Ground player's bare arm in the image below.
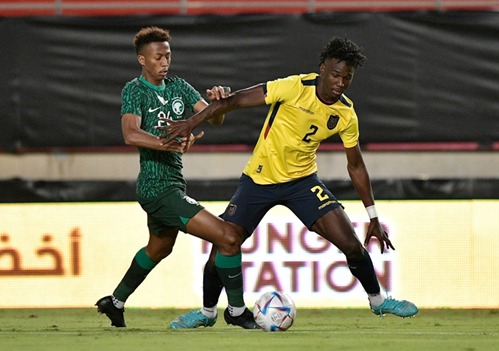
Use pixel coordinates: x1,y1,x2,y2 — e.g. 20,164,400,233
157,84,266,145
345,144,395,253
194,85,232,126
121,113,189,152
180,85,231,150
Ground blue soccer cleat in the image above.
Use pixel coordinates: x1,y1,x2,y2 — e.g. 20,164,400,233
169,310,217,329
371,297,418,318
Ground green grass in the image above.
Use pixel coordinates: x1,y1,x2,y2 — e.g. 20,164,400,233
0,308,497,351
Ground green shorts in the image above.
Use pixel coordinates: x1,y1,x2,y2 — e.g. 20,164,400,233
138,187,204,235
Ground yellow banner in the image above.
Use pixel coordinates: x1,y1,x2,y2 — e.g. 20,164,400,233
0,201,497,308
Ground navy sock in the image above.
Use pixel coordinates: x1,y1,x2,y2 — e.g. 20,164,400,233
203,262,224,308
347,249,380,295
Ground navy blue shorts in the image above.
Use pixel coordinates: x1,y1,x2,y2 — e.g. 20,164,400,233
221,173,342,235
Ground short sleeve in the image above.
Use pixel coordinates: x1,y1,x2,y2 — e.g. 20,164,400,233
339,109,359,148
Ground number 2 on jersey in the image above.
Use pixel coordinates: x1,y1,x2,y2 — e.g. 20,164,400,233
302,124,318,142
311,185,330,201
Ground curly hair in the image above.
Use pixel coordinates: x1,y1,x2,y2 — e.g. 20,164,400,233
133,27,171,54
319,37,366,68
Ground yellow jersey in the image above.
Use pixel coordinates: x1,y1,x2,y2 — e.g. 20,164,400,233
243,73,359,184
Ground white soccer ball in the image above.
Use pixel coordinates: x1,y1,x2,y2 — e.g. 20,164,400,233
253,291,296,332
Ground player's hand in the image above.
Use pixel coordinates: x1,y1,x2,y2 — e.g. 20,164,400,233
206,86,231,101
156,118,196,146
159,135,189,152
364,218,395,254
183,131,204,153
157,131,203,152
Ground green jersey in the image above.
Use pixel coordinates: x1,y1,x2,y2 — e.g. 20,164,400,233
121,76,202,199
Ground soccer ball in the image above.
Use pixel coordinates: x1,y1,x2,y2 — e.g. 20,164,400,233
253,291,296,332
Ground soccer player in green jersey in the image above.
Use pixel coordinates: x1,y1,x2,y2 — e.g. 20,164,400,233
95,26,259,329
163,37,418,329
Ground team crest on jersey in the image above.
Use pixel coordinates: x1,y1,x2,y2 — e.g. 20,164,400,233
225,204,237,216
327,115,340,130
172,97,185,117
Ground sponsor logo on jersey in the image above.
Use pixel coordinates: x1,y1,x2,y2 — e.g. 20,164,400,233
299,106,314,115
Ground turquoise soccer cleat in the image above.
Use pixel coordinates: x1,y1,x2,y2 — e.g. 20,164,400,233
169,310,217,329
371,297,418,318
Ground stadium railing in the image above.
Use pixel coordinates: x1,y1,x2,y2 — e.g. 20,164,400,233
1,0,499,17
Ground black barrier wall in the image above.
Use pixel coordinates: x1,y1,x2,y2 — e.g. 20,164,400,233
1,12,499,150
1,178,498,202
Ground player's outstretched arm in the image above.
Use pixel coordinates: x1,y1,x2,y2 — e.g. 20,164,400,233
195,85,231,126
122,113,190,152
345,144,395,253
158,84,266,145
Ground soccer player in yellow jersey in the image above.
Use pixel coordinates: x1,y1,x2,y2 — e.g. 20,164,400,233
164,37,418,329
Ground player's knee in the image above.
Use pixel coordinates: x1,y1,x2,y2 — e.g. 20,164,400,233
147,243,174,261
159,246,174,260
223,234,241,256
217,226,241,256
341,241,364,260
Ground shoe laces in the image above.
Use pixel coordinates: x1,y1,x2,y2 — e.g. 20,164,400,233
376,297,407,317
382,297,405,308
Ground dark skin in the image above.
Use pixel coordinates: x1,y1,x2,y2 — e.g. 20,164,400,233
157,58,394,256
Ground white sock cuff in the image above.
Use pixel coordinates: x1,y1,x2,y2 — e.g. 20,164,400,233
202,306,218,318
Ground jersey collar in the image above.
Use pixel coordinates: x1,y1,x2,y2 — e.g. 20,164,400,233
139,76,166,91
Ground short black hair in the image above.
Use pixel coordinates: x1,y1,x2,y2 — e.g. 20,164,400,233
319,37,366,68
133,26,171,54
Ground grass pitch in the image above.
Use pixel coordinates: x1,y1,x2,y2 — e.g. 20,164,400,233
0,308,497,351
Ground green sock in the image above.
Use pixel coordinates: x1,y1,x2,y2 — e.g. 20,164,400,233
215,251,244,307
113,247,157,302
